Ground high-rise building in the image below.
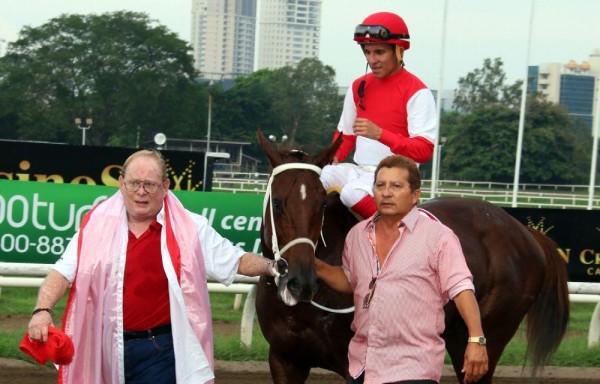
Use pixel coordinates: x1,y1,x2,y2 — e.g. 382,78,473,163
256,0,322,70
528,49,600,131
191,0,257,80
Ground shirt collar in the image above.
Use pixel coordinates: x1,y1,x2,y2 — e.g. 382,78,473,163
365,205,420,232
156,205,166,226
149,219,162,231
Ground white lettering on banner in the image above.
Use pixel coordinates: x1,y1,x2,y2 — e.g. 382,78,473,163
249,216,261,231
74,196,106,230
221,215,262,231
0,194,4,224
0,193,108,233
32,194,48,230
230,238,262,253
252,238,261,253
0,233,72,256
8,195,28,228
195,207,262,253
200,207,217,226
49,199,75,231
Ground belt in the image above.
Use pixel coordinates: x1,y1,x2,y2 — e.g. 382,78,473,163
123,324,172,341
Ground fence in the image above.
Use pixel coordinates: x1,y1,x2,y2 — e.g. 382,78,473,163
0,262,259,346
212,172,600,209
1,262,599,348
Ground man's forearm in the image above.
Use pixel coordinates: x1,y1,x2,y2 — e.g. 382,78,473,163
237,253,275,277
315,259,352,294
35,270,70,310
453,289,484,336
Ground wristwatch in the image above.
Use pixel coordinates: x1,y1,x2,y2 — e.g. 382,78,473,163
467,336,487,346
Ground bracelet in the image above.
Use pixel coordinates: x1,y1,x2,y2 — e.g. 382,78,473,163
264,259,276,277
32,308,53,316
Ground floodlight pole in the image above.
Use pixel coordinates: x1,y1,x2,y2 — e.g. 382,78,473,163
74,117,93,146
511,0,535,207
431,0,448,199
587,79,600,210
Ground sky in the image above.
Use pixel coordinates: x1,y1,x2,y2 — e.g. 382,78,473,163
1,0,600,90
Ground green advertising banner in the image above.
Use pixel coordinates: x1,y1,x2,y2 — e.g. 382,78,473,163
0,180,263,264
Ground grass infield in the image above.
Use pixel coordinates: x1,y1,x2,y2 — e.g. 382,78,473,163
1,288,598,367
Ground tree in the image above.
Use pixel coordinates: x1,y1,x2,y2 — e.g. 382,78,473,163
520,97,590,183
453,58,522,112
441,98,590,184
203,69,279,162
267,57,342,150
440,57,592,184
209,58,343,162
0,11,199,146
442,105,520,182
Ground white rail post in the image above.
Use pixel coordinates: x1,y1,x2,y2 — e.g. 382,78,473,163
568,282,600,348
233,293,243,311
589,300,600,348
240,285,257,347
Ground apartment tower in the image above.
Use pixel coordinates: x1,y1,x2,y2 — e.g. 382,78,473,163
256,0,322,70
528,49,600,130
191,0,257,80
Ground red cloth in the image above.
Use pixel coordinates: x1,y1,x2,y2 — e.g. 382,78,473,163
20,326,74,365
123,220,171,330
351,195,378,218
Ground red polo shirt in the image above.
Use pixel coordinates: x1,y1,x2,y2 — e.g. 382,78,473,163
123,220,172,331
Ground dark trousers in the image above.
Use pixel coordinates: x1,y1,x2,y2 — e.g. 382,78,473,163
348,372,437,384
124,332,176,383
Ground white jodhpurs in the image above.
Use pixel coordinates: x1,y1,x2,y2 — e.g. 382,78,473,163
320,163,375,208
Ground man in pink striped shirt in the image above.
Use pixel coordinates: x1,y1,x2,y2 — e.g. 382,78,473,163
316,155,488,384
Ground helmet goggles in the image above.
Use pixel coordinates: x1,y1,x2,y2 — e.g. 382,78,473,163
354,24,410,41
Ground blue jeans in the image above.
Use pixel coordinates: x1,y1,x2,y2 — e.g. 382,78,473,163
124,333,176,383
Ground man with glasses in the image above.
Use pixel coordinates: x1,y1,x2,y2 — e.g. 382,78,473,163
321,11,437,219
316,155,488,384
27,149,283,384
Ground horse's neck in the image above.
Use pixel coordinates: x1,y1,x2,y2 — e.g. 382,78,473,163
320,193,358,264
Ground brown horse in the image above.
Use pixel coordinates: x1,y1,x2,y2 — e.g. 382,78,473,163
255,130,570,384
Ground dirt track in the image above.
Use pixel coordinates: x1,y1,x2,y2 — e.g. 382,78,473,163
2,358,600,384
4,317,599,383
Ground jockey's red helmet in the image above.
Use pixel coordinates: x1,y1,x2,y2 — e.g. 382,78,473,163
353,12,410,50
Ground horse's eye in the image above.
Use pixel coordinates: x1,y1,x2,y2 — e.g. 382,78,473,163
272,198,283,211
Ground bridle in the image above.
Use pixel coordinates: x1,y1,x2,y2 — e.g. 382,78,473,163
262,161,355,314
262,162,322,279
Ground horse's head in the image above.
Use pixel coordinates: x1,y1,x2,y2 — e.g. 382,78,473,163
258,129,342,306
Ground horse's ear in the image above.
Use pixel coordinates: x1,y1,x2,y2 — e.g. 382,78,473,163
257,128,283,167
313,133,343,168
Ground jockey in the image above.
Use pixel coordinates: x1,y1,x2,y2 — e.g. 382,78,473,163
320,11,438,219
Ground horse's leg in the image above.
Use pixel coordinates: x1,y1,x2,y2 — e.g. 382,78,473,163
268,350,311,384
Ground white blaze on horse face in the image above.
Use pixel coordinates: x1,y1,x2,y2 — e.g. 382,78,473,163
300,184,307,200
280,285,299,306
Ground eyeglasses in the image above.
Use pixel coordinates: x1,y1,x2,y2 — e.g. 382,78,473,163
123,179,162,194
354,24,410,41
362,277,377,309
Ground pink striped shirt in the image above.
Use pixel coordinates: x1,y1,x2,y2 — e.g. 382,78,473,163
342,206,474,383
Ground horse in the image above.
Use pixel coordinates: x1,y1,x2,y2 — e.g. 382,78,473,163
254,130,570,384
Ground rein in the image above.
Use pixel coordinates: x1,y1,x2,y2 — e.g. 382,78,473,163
263,162,355,314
